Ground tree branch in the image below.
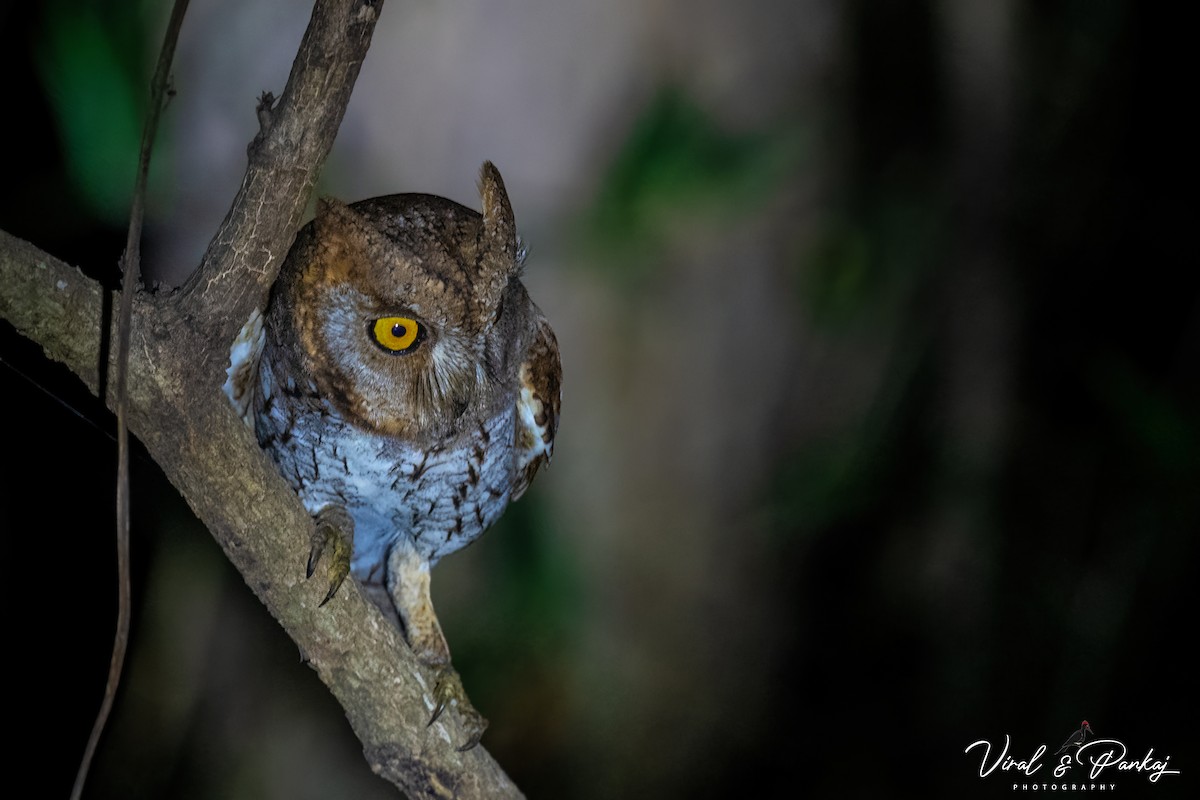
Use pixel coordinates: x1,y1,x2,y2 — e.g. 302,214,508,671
0,233,107,393
0,1,523,797
177,0,385,351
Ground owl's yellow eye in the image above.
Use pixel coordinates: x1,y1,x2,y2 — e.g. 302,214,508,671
371,317,424,353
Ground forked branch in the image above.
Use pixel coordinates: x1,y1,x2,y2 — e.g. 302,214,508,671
0,1,523,797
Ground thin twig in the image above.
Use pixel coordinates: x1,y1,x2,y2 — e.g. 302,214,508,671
71,2,191,797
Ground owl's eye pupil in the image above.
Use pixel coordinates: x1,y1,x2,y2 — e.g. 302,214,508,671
392,323,407,338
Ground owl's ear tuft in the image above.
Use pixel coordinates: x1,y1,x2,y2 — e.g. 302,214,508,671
474,162,521,323
478,161,518,261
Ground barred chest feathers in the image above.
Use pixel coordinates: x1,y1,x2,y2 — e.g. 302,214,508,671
252,354,520,577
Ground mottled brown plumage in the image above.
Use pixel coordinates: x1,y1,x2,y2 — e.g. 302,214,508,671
225,162,561,750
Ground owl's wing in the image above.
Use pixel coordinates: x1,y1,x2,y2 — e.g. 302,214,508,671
223,307,265,428
511,313,561,500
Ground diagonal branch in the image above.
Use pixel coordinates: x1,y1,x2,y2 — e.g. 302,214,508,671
0,234,107,392
176,0,385,352
0,1,525,797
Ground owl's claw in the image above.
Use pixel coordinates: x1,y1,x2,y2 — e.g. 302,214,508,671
429,666,488,751
305,543,322,580
308,506,353,607
318,575,344,608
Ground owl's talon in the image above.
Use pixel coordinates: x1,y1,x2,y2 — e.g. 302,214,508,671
429,666,488,751
457,731,485,753
305,541,323,579
309,506,353,606
318,577,343,608
428,696,447,726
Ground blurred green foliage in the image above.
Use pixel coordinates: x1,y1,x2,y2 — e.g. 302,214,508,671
1095,357,1198,477
492,497,583,654
35,0,165,224
586,87,802,284
800,188,947,330
459,493,583,693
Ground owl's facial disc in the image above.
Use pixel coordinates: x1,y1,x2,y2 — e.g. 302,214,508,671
370,316,426,354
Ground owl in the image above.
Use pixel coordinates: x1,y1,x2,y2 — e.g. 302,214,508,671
224,162,561,749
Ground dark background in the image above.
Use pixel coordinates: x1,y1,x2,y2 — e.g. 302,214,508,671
1,1,1195,797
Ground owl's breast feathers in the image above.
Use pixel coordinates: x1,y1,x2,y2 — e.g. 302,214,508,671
512,313,561,500
225,304,560,568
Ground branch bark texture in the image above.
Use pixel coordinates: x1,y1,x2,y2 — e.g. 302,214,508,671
1,1,523,797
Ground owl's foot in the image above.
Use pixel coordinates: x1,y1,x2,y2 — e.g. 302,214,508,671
429,666,488,751
307,505,354,606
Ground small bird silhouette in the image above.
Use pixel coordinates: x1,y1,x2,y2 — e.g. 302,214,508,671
1055,720,1094,755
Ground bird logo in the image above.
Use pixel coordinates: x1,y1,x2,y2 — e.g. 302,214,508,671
1054,720,1095,755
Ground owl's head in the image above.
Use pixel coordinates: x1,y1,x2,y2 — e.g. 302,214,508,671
276,162,530,441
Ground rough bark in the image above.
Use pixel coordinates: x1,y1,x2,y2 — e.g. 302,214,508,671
0,1,523,797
